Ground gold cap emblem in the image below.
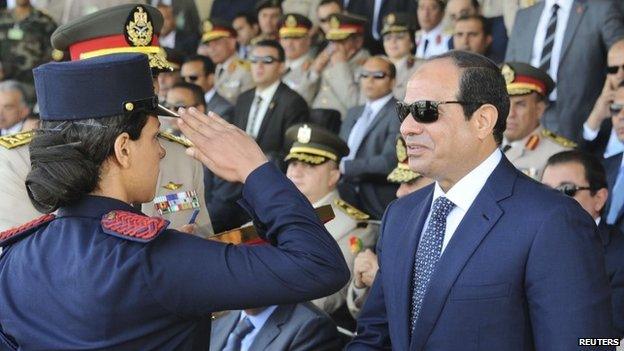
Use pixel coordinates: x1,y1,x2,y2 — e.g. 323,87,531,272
285,15,297,28
386,13,396,25
297,124,312,143
501,64,515,85
330,16,340,29
125,6,154,47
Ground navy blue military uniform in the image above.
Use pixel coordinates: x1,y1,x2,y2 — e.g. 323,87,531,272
0,54,349,350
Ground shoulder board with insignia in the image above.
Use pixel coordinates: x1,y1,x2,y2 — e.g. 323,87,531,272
158,131,193,148
0,214,55,247
524,134,540,151
235,59,251,70
334,199,369,221
101,211,169,243
541,129,577,148
0,130,35,149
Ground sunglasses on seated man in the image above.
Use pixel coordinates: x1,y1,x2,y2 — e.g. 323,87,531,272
554,183,594,197
606,65,624,74
182,75,199,83
248,55,281,64
358,70,390,80
395,100,484,123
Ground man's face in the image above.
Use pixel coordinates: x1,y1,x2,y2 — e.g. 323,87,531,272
360,58,395,100
166,87,201,111
607,44,624,89
180,61,212,92
202,37,236,64
453,18,491,55
286,160,339,203
250,46,283,86
542,162,605,219
505,93,545,142
0,90,29,130
446,0,478,24
157,70,182,99
233,16,258,46
158,5,175,36
258,7,281,36
400,59,483,181
317,3,341,34
612,87,624,142
383,32,414,60
280,36,311,61
417,0,445,31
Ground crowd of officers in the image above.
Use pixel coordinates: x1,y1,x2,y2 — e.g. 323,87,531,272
1,0,624,349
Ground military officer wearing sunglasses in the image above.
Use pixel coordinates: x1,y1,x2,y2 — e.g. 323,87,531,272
542,150,624,337
497,62,575,180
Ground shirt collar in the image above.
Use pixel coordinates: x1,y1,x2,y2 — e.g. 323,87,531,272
432,149,502,212
365,93,394,116
217,54,236,70
422,22,444,38
1,120,24,135
240,305,278,330
287,54,308,70
544,0,573,12
256,80,281,100
204,87,216,104
312,189,337,207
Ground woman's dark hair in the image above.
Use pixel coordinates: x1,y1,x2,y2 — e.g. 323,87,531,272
26,112,150,213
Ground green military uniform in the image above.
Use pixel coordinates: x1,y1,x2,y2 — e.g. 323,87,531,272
311,13,370,118
0,6,57,86
285,124,378,313
501,62,575,180
280,13,319,105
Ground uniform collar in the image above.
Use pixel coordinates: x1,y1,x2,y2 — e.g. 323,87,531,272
286,54,308,70
56,195,143,219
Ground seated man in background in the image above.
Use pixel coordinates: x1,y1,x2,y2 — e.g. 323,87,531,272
162,82,207,135
453,15,497,63
500,62,574,180
0,80,31,136
542,150,624,337
180,55,233,120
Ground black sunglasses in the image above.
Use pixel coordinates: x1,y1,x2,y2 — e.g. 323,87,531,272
396,100,484,123
610,103,624,116
359,70,389,80
182,75,199,82
607,65,624,74
554,183,593,197
249,55,281,64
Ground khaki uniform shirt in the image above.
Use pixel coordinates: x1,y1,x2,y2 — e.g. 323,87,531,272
392,56,424,101
282,54,318,105
215,55,254,105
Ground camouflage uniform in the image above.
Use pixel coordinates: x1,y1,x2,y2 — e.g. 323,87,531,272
0,7,57,85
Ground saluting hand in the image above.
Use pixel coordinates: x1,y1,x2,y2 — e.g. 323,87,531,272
177,108,268,183
353,249,379,289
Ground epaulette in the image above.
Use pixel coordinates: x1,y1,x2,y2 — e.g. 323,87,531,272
541,129,577,148
101,210,169,243
158,131,193,148
0,214,55,247
0,130,35,149
334,199,369,221
524,134,539,151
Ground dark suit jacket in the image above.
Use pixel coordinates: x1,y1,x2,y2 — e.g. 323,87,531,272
579,119,613,157
604,152,624,233
348,156,614,350
448,15,508,64
206,91,234,121
598,219,624,337
339,98,400,219
505,0,624,142
210,303,341,351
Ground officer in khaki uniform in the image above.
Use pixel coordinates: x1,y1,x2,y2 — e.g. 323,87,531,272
311,13,370,119
501,62,575,180
279,13,319,105
284,123,378,314
0,4,213,236
200,18,254,105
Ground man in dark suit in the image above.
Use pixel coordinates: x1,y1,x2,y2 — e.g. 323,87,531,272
542,150,624,337
505,0,624,142
210,303,341,350
604,82,624,234
180,55,234,120
339,56,400,220
348,51,614,350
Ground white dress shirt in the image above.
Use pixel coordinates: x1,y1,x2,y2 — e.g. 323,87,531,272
1,121,24,136
159,30,176,49
421,149,502,253
530,0,573,101
415,22,450,59
238,305,279,351
204,87,217,106
246,80,281,138
582,122,624,158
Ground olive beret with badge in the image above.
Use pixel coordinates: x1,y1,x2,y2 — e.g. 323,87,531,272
284,124,350,165
33,54,176,121
326,13,367,41
256,0,283,12
279,13,312,39
201,18,237,44
51,4,171,73
387,135,421,183
501,62,555,97
381,12,416,36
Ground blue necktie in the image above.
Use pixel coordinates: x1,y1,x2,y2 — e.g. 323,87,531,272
410,196,455,333
607,166,624,225
223,316,254,351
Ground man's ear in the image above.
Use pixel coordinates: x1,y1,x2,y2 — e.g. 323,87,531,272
112,132,132,169
473,104,498,141
328,166,341,188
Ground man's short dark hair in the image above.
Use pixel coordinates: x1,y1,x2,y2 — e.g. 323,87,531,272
170,81,206,108
546,150,608,196
456,14,491,36
368,55,396,79
183,55,215,75
430,50,510,145
253,39,285,62
234,11,258,25
319,0,343,10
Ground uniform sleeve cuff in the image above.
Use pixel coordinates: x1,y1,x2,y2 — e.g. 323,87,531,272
582,122,599,141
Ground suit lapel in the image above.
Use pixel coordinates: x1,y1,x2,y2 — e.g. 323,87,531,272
356,98,395,156
237,92,254,130
409,158,516,351
211,311,241,350
559,1,587,65
256,84,281,141
248,305,292,350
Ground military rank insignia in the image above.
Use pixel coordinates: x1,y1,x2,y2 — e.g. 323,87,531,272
125,6,153,47
154,190,201,215
0,130,35,149
101,211,168,242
